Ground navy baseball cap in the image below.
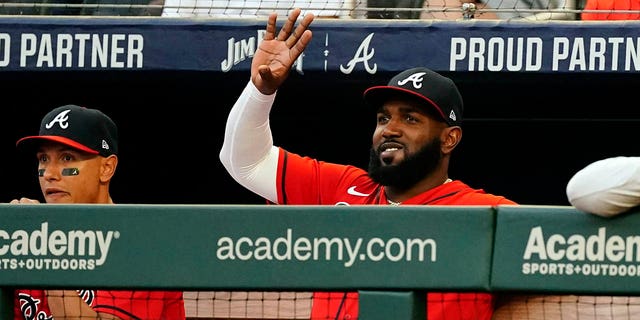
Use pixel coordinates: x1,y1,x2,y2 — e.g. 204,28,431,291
16,104,118,157
363,67,463,126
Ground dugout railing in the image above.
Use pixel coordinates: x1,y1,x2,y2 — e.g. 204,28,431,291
1,204,639,319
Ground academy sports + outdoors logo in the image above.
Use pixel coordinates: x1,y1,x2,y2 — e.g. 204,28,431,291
0,222,119,271
522,226,640,277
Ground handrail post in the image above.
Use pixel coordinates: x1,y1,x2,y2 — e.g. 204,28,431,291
0,287,14,319
359,290,426,320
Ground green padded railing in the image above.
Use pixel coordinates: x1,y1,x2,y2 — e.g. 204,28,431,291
1,204,638,319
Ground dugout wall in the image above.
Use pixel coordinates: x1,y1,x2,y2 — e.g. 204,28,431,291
2,204,640,319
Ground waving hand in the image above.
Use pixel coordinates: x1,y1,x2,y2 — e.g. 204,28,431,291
251,8,315,95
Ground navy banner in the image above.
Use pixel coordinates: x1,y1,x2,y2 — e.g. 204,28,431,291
0,17,639,73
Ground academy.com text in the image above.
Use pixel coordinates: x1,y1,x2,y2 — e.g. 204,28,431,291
215,228,436,267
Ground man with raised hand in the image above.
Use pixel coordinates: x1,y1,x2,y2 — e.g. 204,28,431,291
219,8,516,320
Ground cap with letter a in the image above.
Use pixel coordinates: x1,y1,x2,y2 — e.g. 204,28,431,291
363,67,463,127
16,104,118,157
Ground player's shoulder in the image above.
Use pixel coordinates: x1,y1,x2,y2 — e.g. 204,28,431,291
462,192,516,205
451,180,516,205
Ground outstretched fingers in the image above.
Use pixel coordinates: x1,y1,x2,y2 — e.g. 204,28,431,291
276,8,301,41
252,8,315,95
285,12,314,49
263,13,278,41
289,29,313,59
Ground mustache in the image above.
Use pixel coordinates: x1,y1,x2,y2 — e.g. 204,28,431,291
376,139,405,153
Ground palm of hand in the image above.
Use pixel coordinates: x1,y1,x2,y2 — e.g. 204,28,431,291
251,39,295,93
249,8,314,95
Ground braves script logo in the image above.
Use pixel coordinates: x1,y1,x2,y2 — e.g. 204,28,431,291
45,109,71,129
19,290,95,320
397,72,426,89
77,289,96,305
18,293,52,320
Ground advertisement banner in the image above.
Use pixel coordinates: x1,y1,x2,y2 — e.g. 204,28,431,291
492,205,640,294
0,17,638,73
0,204,494,290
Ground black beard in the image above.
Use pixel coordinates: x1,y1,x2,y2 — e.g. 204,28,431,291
368,138,442,190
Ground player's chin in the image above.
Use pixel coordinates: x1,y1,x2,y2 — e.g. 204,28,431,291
44,193,73,203
380,155,403,166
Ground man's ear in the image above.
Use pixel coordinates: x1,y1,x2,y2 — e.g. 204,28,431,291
441,126,462,155
100,155,118,183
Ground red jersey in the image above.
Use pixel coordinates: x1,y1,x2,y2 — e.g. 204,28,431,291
276,150,517,320
15,289,185,320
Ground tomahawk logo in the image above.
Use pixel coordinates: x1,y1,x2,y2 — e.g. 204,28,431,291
102,139,110,150
45,109,71,129
397,72,426,89
0,222,119,267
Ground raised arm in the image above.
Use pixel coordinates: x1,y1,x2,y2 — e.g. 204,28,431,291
219,9,314,202
566,156,640,217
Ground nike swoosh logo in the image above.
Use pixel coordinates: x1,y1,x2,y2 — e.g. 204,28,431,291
347,186,370,197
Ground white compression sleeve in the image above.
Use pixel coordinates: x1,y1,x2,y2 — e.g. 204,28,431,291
566,156,640,217
219,81,280,203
